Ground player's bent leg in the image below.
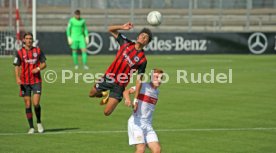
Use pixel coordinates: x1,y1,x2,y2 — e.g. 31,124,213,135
89,85,103,97
135,144,146,153
147,142,161,153
89,86,97,97
103,97,119,116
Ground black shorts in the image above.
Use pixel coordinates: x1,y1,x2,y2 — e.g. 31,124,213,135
95,77,125,102
20,83,42,97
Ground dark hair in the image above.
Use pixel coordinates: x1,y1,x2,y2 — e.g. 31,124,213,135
23,32,33,39
74,9,81,15
139,28,152,43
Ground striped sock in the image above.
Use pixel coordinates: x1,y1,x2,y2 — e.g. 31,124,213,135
25,107,34,128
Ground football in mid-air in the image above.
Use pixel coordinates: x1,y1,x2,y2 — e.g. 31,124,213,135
147,11,162,26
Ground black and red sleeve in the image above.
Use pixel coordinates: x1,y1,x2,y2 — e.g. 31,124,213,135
137,61,147,74
39,51,47,63
13,51,21,66
116,33,132,46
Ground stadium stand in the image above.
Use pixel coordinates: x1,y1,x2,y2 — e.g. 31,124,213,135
1,1,276,32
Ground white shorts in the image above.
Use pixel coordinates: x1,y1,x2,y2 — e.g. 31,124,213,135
128,117,159,145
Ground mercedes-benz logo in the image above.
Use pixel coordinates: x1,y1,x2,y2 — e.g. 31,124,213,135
87,33,103,55
248,32,268,54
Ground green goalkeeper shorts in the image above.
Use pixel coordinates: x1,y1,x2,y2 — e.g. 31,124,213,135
70,39,87,50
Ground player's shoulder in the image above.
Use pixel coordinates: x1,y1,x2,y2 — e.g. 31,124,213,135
17,48,22,53
31,47,42,53
69,17,74,21
142,82,151,88
17,47,25,53
156,88,160,94
32,46,40,50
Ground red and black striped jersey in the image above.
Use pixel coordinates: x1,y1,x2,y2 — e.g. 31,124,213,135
13,47,46,85
105,33,147,87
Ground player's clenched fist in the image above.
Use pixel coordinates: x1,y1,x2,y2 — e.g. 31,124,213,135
122,22,134,30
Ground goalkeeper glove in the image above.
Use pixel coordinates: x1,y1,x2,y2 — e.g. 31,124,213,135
67,37,72,45
85,36,89,45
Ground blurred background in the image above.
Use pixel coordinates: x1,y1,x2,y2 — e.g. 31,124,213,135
1,0,276,55
1,0,276,32
1,2,276,152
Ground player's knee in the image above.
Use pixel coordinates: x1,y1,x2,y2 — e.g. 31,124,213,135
103,110,112,116
155,147,161,153
24,101,31,108
89,93,95,97
136,146,146,153
89,86,99,97
33,104,40,108
89,91,96,97
152,146,161,153
25,104,31,108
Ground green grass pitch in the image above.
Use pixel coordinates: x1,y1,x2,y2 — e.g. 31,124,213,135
0,55,276,153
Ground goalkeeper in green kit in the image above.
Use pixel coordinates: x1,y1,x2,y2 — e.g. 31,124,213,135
66,9,89,70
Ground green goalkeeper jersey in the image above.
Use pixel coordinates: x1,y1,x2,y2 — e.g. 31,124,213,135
66,17,88,41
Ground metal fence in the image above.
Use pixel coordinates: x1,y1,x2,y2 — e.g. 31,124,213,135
1,0,275,9
30,0,276,9
1,0,276,33
0,0,276,55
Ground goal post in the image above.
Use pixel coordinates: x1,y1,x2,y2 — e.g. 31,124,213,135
0,0,36,56
32,0,37,46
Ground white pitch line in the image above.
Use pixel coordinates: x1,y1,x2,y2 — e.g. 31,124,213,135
0,127,276,136
0,56,12,58
156,127,276,132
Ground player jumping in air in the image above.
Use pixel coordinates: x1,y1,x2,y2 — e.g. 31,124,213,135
124,68,164,153
66,9,89,70
13,32,47,134
89,22,152,116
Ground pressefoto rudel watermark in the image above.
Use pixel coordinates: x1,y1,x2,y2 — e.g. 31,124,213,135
177,69,232,83
43,69,232,84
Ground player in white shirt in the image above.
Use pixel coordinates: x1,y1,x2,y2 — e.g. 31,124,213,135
123,68,164,153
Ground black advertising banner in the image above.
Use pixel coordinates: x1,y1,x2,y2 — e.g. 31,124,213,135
33,32,276,55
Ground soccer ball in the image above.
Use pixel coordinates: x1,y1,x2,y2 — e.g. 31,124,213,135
147,11,162,26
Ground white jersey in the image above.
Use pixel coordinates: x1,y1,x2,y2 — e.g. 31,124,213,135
128,82,160,145
129,82,159,125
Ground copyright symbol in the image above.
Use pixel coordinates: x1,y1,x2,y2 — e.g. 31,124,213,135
44,70,57,83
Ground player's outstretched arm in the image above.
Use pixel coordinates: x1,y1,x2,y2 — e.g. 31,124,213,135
123,87,135,107
108,22,134,38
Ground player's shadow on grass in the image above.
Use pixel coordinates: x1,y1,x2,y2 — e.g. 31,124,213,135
44,128,79,132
